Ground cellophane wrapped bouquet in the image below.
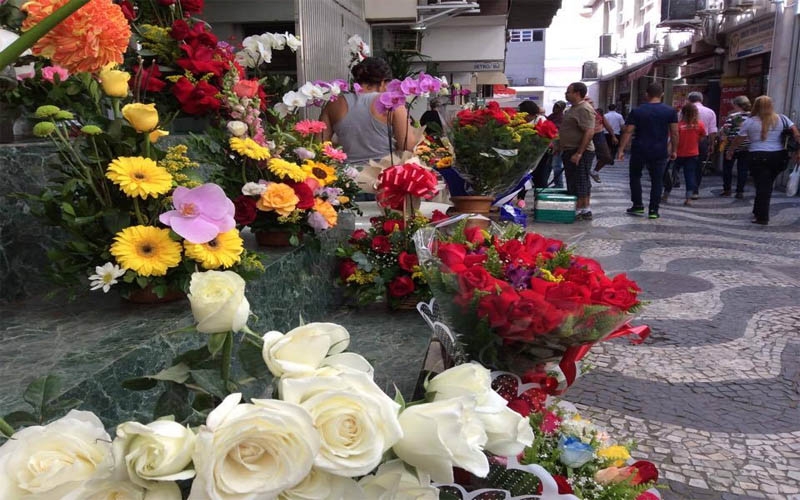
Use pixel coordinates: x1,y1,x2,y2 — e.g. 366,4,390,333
413,217,643,377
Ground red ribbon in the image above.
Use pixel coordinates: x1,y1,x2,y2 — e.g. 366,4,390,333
376,163,439,210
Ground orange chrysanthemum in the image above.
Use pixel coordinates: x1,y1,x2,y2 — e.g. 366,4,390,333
22,0,131,74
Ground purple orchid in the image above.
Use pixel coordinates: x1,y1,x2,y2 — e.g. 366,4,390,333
159,184,236,244
505,264,534,290
400,77,420,96
376,91,406,113
417,73,442,94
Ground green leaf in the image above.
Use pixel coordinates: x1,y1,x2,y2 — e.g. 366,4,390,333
23,376,62,418
190,370,228,399
289,234,300,246
43,398,82,421
174,346,212,367
0,417,16,437
238,340,268,379
121,377,159,391
60,202,75,216
151,363,191,383
153,384,191,422
192,393,216,413
207,333,228,356
3,411,38,429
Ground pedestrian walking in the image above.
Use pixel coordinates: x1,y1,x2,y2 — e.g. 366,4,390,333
585,97,616,183
726,95,800,225
616,82,679,219
685,92,718,199
671,103,706,206
560,82,596,220
720,95,751,198
517,101,552,201
547,101,567,188
604,104,625,158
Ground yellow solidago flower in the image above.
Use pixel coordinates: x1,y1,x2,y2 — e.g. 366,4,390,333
106,157,173,199
268,158,306,182
184,229,244,269
110,226,182,277
539,268,563,283
347,270,377,285
230,137,270,161
302,161,337,187
597,445,631,467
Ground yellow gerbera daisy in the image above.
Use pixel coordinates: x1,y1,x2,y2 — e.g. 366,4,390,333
229,137,270,161
184,229,244,269
110,226,182,277
302,161,337,187
106,157,173,199
268,158,307,182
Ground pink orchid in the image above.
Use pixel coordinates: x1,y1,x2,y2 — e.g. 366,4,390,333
159,184,236,243
41,65,69,83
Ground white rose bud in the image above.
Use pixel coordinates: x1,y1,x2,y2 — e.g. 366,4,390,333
0,410,114,499
392,398,489,483
425,363,508,409
279,468,364,500
64,479,181,500
261,322,350,377
480,405,535,457
280,370,403,477
227,120,248,137
358,459,438,500
189,394,320,500
188,271,250,334
113,420,195,489
242,181,267,196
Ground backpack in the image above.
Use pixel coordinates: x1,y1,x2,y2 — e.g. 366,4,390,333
779,115,799,153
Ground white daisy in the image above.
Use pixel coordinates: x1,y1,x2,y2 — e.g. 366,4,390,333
88,263,126,293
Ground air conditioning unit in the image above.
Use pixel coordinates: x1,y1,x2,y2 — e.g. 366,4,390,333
582,61,599,80
635,22,653,51
724,0,755,10
599,33,617,57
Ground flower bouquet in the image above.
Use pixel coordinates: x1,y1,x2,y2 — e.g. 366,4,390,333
413,217,646,384
446,101,557,197
414,132,454,171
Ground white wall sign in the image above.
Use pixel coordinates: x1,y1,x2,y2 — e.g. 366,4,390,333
728,18,774,61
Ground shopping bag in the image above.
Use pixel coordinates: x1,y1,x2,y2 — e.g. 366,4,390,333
787,163,800,197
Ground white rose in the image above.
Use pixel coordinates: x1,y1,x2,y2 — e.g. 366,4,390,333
392,398,489,483
480,405,535,457
0,410,114,499
64,479,181,500
358,460,438,500
226,120,248,137
284,33,302,51
113,420,195,489
280,370,403,476
261,322,350,377
279,468,364,500
425,363,508,410
242,181,267,196
189,393,320,500
188,271,250,334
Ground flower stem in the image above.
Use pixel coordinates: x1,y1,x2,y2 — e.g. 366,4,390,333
143,132,151,159
112,98,121,120
0,0,91,70
221,331,233,390
133,198,145,225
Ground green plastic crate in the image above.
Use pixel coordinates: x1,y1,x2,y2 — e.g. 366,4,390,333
535,188,569,196
534,193,576,224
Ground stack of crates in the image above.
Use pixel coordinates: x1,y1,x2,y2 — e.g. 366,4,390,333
534,188,577,223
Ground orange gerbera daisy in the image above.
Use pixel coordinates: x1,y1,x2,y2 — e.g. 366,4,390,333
22,0,131,74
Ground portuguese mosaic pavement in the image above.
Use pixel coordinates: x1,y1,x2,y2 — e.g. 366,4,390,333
535,163,800,499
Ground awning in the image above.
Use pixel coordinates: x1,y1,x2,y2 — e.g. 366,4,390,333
627,62,654,82
475,71,509,85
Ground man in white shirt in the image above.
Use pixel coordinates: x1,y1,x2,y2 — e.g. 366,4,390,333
687,91,718,199
604,104,625,158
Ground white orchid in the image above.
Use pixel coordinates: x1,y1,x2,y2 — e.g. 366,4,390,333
299,82,326,100
282,90,308,109
284,33,302,51
88,263,126,293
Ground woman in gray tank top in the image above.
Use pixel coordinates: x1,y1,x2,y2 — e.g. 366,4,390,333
320,57,417,165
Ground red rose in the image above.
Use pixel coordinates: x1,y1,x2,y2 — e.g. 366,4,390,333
529,277,557,295
233,79,259,98
397,251,418,272
612,273,641,292
430,209,449,222
437,242,467,272
288,182,314,210
463,253,488,268
630,461,659,485
495,239,533,266
506,398,531,417
546,281,591,312
536,475,573,495
350,229,368,242
463,226,486,244
135,63,166,93
571,255,604,273
522,232,562,260
535,119,559,139
172,77,221,115
338,259,358,281
184,21,218,47
169,19,191,40
120,0,135,20
179,0,204,14
477,288,519,330
233,195,257,226
593,286,639,311
371,235,392,254
636,493,660,500
504,289,564,340
382,219,404,233
388,276,415,297
457,266,498,293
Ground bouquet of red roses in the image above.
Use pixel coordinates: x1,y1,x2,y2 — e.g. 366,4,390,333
413,217,644,378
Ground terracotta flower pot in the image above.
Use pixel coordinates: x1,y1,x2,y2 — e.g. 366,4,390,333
449,195,494,229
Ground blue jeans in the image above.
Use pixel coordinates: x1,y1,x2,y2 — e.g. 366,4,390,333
675,156,699,199
551,153,564,188
629,153,668,214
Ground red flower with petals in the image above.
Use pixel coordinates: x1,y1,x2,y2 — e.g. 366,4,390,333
289,182,315,210
338,259,358,281
170,19,191,40
135,63,166,93
630,461,659,485
430,209,449,222
233,79,259,98
371,236,391,254
398,252,418,272
179,0,204,14
177,40,228,77
233,195,257,226
388,276,415,297
535,119,559,139
382,219,404,233
350,229,368,242
294,120,327,136
172,77,221,115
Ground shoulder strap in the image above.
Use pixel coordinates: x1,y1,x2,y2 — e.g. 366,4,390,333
780,114,789,130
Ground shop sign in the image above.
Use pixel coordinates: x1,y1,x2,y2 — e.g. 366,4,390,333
436,61,505,72
719,77,748,123
671,84,706,109
728,18,773,61
682,57,721,77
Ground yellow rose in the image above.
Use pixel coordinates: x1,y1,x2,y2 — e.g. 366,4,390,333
99,67,131,97
122,103,159,133
149,129,169,143
257,183,299,217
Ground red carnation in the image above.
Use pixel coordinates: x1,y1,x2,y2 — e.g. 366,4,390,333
463,226,486,244
338,259,358,281
120,0,135,20
382,219,404,233
135,63,166,93
172,77,221,115
179,0,204,14
388,276,415,297
398,251,418,272
233,195,257,226
371,235,392,254
170,19,191,40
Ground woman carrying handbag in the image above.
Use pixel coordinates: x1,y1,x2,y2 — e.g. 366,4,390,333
727,96,800,225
